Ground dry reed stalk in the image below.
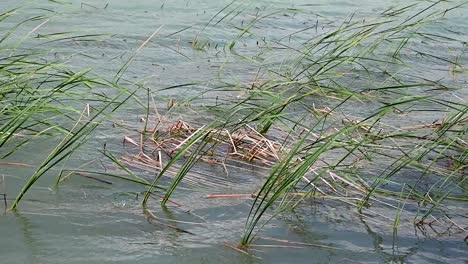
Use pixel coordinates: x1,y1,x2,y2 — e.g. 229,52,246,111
223,243,262,259
123,136,139,147
0,162,32,167
206,193,256,199
400,118,468,130
123,119,284,175
257,236,337,249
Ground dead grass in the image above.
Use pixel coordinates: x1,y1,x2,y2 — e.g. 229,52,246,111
121,118,284,174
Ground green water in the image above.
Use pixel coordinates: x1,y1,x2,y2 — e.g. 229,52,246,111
1,0,467,263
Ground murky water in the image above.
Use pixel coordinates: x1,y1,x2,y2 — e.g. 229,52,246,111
1,0,467,263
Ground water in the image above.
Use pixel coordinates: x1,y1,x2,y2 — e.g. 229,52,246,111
1,0,467,263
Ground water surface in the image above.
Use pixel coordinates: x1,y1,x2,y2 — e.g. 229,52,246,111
1,0,467,263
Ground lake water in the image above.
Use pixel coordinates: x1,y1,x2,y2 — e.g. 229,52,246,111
1,0,467,263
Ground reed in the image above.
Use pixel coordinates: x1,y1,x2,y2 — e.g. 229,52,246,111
0,6,137,209
121,1,466,246
2,1,466,248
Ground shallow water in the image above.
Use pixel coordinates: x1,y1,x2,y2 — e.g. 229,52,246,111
1,0,467,263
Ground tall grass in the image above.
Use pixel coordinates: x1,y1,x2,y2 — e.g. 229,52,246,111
2,1,466,249
0,7,136,209
232,2,466,245
123,1,466,246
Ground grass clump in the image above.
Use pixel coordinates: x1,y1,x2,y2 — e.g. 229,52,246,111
114,1,466,247
1,1,466,252
0,7,136,209
232,2,467,246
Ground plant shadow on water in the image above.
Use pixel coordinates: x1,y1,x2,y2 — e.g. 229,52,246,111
1,0,467,263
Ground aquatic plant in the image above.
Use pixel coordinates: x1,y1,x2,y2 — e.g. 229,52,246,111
0,7,136,209
2,1,466,251
116,1,467,246
232,1,467,246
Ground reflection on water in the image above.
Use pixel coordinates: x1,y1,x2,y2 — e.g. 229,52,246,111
1,0,467,263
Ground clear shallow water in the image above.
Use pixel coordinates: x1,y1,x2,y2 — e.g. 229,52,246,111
1,0,467,263
1,173,467,264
